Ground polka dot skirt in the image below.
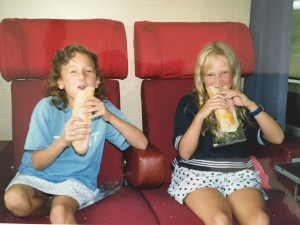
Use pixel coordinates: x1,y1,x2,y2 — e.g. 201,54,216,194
168,165,268,204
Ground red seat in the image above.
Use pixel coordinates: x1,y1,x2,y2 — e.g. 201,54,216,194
134,21,300,225
0,18,159,224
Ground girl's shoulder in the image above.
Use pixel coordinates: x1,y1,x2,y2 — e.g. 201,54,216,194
34,97,52,109
103,99,120,113
178,92,199,108
34,97,66,114
176,92,200,115
102,99,128,121
103,99,115,108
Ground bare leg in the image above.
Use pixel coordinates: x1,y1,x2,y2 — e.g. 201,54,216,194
184,187,232,225
50,195,79,224
4,184,50,217
227,187,270,225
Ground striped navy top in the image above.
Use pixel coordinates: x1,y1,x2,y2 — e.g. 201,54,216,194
172,93,267,172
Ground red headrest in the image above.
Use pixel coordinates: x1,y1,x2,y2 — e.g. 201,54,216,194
0,18,128,81
134,21,255,79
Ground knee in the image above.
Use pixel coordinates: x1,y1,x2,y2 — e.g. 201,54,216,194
211,212,232,225
50,204,75,224
252,211,270,225
4,190,31,217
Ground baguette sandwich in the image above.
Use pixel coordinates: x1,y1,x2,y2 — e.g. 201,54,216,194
72,86,95,155
206,86,239,132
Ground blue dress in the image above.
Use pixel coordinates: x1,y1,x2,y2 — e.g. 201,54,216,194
7,97,130,208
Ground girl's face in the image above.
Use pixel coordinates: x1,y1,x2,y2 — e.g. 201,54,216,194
57,52,100,107
202,56,233,89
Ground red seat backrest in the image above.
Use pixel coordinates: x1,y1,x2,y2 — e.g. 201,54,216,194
134,21,255,183
0,18,128,184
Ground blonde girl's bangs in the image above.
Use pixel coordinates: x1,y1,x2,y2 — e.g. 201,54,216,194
194,41,242,98
194,51,222,99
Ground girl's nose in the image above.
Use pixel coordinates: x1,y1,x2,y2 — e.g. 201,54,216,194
215,74,223,83
78,71,86,79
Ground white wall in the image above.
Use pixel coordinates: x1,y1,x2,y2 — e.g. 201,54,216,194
0,0,251,140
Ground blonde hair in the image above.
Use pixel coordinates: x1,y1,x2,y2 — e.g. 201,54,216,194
191,41,253,133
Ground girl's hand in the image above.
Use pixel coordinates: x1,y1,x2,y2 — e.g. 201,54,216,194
81,97,148,150
60,117,90,147
82,96,112,121
220,89,252,108
197,93,231,120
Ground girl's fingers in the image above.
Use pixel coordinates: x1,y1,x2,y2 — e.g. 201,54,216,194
210,92,224,99
68,126,90,141
80,98,105,115
68,116,84,125
67,116,90,131
200,99,230,119
220,90,244,100
208,98,231,108
81,96,102,107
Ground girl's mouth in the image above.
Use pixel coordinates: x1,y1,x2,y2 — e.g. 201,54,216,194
77,85,87,90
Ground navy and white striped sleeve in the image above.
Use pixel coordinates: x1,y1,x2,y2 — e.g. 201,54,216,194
172,95,197,151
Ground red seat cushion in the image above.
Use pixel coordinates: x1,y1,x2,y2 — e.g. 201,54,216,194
1,187,159,224
141,184,203,225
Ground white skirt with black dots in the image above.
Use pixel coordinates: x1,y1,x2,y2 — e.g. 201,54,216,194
168,165,268,204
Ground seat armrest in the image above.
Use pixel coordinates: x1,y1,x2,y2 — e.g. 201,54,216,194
248,134,300,163
124,143,164,188
0,141,14,192
248,141,286,163
246,135,300,180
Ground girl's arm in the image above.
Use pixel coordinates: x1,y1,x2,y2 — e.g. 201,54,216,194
225,90,284,144
246,101,284,144
31,117,90,170
105,113,148,150
178,112,203,160
31,138,69,170
86,97,148,150
178,95,231,160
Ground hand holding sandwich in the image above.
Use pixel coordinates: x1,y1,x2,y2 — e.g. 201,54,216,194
77,94,148,151
211,87,283,143
206,86,239,132
220,88,258,112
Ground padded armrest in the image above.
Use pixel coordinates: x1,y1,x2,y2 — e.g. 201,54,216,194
248,134,300,163
247,135,300,195
124,143,164,188
0,141,14,192
246,134,300,183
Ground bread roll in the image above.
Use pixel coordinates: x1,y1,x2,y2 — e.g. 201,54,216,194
206,86,239,132
72,86,95,154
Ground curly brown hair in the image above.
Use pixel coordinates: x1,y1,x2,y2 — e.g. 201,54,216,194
47,44,106,110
